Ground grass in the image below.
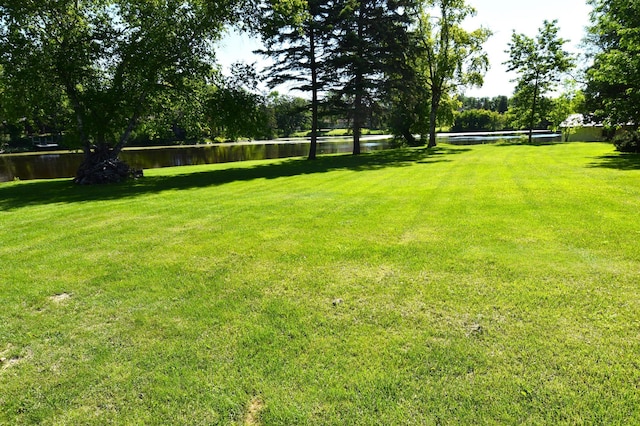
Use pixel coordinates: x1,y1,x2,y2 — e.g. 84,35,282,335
290,128,388,137
1,142,640,424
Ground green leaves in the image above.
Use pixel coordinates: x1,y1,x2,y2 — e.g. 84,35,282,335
585,0,640,127
406,0,491,146
504,20,575,139
0,0,240,157
506,20,574,88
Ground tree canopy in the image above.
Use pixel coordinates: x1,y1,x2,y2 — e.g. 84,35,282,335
0,0,241,183
413,0,491,147
584,0,640,128
0,0,515,182
504,20,575,143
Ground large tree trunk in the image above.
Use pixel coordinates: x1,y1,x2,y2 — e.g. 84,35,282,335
74,144,142,185
309,96,318,160
74,101,144,184
352,2,364,156
353,89,363,156
403,129,417,146
428,91,441,148
528,77,540,145
308,25,318,161
70,108,136,185
428,109,438,148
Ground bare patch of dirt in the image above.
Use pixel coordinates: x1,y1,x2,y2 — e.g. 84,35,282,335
244,396,264,426
1,345,31,371
1,356,22,370
49,293,72,303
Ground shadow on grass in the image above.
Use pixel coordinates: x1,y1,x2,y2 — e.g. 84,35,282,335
0,146,469,211
587,153,640,170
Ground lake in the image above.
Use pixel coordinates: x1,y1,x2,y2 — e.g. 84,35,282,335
0,136,393,182
0,132,561,182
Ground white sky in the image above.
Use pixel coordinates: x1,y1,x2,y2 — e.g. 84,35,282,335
216,0,593,98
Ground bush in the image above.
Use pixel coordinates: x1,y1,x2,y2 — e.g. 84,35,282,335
613,130,640,153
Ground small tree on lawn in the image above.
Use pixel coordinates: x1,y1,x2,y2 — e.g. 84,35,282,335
504,20,575,144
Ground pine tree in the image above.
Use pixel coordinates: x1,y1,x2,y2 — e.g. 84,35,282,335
256,0,332,160
326,0,415,154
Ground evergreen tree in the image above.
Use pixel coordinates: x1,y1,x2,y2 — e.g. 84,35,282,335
326,0,414,154
256,0,331,159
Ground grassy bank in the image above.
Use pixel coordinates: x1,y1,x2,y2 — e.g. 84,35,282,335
290,128,389,137
1,143,639,424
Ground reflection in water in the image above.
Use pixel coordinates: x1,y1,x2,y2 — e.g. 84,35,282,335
1,152,86,183
445,133,561,145
0,138,390,182
0,133,562,182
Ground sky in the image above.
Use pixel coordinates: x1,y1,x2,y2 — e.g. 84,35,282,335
216,0,593,98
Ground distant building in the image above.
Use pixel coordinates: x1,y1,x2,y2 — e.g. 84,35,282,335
559,114,606,142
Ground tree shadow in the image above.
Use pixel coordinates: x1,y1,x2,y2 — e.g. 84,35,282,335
587,153,640,170
0,146,469,211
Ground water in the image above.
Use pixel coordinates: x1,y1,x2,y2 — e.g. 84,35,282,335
0,136,392,182
441,131,562,145
0,132,562,182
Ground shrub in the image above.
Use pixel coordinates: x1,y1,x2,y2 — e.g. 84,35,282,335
613,130,640,153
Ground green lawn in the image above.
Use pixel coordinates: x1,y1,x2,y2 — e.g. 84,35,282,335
1,142,639,424
290,128,388,137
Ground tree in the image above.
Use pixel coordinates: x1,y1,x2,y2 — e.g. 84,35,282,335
584,0,640,128
267,93,312,137
504,20,575,144
206,64,274,141
506,82,554,132
548,81,585,134
0,41,72,147
493,95,509,114
413,0,491,148
452,109,504,132
386,22,431,146
387,71,430,145
0,0,239,184
256,0,330,159
327,0,415,154
458,95,509,114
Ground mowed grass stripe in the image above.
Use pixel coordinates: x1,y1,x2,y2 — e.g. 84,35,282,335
1,142,639,424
